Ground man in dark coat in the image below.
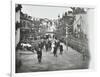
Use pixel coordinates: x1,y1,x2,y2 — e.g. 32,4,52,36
41,41,45,50
48,40,52,51
38,42,43,50
60,44,63,55
37,47,42,63
53,43,58,57
45,40,49,52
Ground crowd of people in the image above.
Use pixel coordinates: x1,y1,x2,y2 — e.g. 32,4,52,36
34,36,64,63
16,35,65,64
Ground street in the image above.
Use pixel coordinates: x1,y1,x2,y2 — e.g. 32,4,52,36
17,43,89,73
15,5,90,73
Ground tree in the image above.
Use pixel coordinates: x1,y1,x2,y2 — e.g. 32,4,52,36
71,7,87,14
15,4,22,12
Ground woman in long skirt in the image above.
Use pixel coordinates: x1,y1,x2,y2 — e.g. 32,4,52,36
51,41,55,53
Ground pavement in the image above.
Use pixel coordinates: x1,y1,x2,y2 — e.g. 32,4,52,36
16,43,90,73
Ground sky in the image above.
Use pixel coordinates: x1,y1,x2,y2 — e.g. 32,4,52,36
21,4,72,19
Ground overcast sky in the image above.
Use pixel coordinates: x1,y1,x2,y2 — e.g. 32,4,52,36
21,4,72,19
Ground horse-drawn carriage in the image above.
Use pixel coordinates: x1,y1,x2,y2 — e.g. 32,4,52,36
16,39,42,52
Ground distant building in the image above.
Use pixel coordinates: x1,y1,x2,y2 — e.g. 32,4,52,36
20,12,34,42
73,13,88,39
20,12,33,29
60,11,75,37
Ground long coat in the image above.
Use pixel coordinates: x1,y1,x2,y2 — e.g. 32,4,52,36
53,45,57,55
60,45,63,52
37,49,42,60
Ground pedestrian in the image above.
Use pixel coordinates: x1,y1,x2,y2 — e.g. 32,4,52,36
38,42,43,50
53,42,58,57
45,40,49,52
41,39,44,50
51,41,55,53
55,40,59,49
48,40,52,51
37,47,42,63
60,44,63,55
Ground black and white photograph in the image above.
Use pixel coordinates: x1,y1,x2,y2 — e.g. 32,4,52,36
15,4,91,73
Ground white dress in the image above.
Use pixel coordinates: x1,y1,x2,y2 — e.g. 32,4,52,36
51,41,55,53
